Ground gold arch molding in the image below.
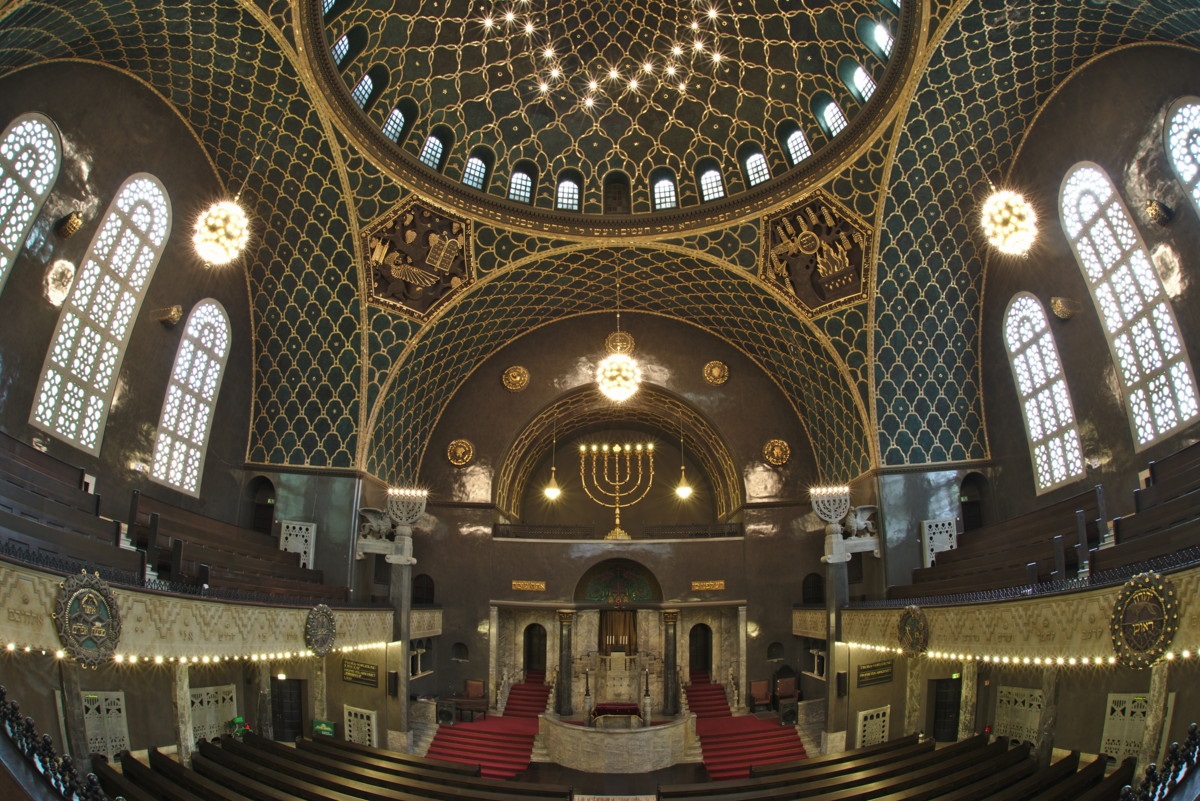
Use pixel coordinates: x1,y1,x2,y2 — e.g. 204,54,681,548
494,385,742,523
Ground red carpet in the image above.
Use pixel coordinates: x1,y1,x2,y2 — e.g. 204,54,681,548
685,675,807,780
424,676,548,779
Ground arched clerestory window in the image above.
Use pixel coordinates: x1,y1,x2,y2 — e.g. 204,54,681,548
556,170,583,211
0,113,62,295
782,127,813,166
650,167,678,210
31,174,171,454
1060,162,1199,449
1003,293,1084,493
150,300,231,496
697,159,725,202
1166,97,1200,220
508,160,537,203
418,131,450,171
461,146,493,191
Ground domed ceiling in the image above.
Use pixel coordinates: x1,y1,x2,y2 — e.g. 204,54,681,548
311,0,913,229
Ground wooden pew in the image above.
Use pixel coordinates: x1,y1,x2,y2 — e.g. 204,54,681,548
0,430,87,491
196,740,361,801
1073,757,1135,801
0,475,119,545
118,751,206,801
1022,753,1107,801
1114,487,1200,542
192,748,314,801
91,755,157,801
1147,440,1200,485
846,741,1030,801
148,747,263,801
0,504,145,579
245,733,570,800
748,732,921,777
928,750,1078,801
297,734,481,776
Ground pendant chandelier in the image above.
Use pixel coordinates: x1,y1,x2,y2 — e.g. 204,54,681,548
596,263,641,403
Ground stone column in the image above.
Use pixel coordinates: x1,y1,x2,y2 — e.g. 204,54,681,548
822,559,850,754
250,662,274,741
557,610,574,716
1034,666,1059,768
58,662,89,763
737,605,748,712
387,556,413,734
171,662,194,765
957,659,978,740
313,658,327,723
662,610,680,715
1137,660,1171,777
903,655,922,737
488,605,500,710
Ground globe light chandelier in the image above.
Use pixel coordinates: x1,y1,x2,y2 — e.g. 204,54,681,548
596,262,642,403
193,199,250,265
981,186,1037,256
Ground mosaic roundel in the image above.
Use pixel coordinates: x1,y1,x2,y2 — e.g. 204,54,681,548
763,438,791,465
447,438,476,466
53,571,122,669
897,605,929,655
305,604,338,657
502,365,530,391
1110,573,1179,669
703,360,729,385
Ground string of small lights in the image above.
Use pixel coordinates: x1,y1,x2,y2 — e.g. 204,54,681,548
1,640,389,665
843,640,1198,667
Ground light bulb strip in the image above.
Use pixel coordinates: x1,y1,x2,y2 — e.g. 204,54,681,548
1,640,389,665
841,640,1199,667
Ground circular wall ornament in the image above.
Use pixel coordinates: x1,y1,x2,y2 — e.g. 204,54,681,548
897,605,929,655
53,571,122,669
305,604,337,657
763,438,791,466
605,330,636,355
703,360,729,385
502,365,530,392
447,438,475,466
1110,572,1179,669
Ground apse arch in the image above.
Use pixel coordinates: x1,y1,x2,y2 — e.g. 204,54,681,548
493,384,742,522
574,558,663,607
362,245,873,487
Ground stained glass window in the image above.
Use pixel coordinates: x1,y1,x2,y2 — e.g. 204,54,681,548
31,174,171,454
786,130,813,165
699,169,725,201
418,135,444,169
556,179,580,211
745,152,770,186
508,171,533,203
1004,293,1084,493
653,177,677,210
1060,162,1199,448
462,156,488,190
0,113,61,295
150,300,230,496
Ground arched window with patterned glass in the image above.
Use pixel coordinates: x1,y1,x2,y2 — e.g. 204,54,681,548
1166,97,1200,220
508,160,537,204
0,113,62,295
784,128,812,165
418,134,446,170
150,300,231,496
1060,162,1199,448
31,174,172,454
697,158,725,202
1003,293,1084,493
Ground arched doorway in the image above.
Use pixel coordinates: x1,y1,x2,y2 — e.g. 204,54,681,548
244,476,276,534
689,623,712,673
960,472,988,532
523,623,547,673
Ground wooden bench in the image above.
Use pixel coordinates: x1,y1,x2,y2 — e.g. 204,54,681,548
748,733,922,777
91,754,158,801
298,735,481,777
1147,440,1200,485
0,430,88,491
0,505,145,579
146,748,253,801
116,751,205,801
0,475,119,545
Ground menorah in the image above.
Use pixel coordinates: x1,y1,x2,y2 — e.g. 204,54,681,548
579,442,656,540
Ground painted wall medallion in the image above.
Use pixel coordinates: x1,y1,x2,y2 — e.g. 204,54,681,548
761,190,870,316
1110,573,1178,668
447,438,475,466
53,571,121,669
897,605,929,655
703,360,729,385
305,604,337,657
364,198,474,320
763,438,791,466
502,365,530,392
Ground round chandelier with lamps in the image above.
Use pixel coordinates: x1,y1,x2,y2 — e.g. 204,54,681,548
193,199,250,265
980,188,1037,256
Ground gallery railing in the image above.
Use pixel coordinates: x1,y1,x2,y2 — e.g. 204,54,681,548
492,522,743,540
0,686,112,801
1124,722,1199,800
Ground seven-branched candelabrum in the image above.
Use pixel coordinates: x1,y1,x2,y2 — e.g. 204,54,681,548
579,443,655,540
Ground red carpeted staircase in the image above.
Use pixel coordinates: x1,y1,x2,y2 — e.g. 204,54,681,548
424,672,550,779
686,672,807,780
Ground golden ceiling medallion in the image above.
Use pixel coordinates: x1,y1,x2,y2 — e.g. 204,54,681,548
703,360,729,385
605,330,636,355
1110,572,1178,668
447,439,475,467
763,438,791,466
502,365,530,392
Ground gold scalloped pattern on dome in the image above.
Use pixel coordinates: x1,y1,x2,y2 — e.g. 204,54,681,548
317,0,906,217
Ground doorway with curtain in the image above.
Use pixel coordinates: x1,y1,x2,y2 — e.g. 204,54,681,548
598,609,637,655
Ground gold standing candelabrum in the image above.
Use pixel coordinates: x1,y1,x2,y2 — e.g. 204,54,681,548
579,442,655,540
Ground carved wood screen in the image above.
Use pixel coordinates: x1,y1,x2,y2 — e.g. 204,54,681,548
599,609,637,655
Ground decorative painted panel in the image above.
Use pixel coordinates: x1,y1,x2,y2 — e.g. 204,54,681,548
279,520,317,570
994,686,1041,745
82,691,129,763
190,684,237,744
344,704,377,747
857,704,889,747
920,518,958,568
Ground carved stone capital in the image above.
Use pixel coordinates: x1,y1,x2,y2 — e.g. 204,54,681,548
662,610,680,625
557,610,575,625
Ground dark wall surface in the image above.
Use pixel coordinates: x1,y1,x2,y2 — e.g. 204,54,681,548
982,44,1200,519
0,61,252,525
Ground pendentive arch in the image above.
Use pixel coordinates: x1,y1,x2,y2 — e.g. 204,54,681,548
493,384,743,522
362,245,873,486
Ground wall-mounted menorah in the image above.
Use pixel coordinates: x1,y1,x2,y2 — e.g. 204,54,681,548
579,442,656,540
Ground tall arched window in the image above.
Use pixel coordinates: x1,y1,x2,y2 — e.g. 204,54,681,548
150,300,231,496
653,177,677,210
1060,162,1199,448
1166,97,1200,219
785,129,813,165
330,34,351,66
461,147,493,191
31,174,171,454
0,113,61,295
1003,293,1084,493
873,23,894,56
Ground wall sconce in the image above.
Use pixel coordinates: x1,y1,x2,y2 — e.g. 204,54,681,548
1145,199,1173,226
153,305,183,327
1050,297,1081,320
